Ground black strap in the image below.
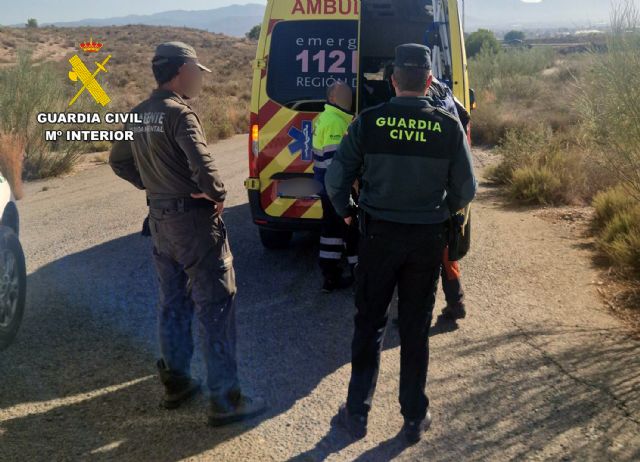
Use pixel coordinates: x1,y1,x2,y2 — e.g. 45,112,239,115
148,197,211,212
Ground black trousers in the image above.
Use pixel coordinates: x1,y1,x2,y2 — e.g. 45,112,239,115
148,205,239,399
346,218,446,421
319,195,359,279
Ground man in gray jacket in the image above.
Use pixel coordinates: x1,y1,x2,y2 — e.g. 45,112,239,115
325,43,476,444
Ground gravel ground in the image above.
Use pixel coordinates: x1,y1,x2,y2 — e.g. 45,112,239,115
0,135,639,461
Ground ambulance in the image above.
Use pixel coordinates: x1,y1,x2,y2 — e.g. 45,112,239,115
245,0,473,248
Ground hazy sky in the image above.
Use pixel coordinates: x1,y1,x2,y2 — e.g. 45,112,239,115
0,0,267,25
0,0,613,27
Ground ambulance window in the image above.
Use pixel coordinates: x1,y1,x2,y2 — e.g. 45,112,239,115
267,20,358,111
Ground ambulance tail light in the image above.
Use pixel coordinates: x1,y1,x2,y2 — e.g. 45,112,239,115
469,88,477,110
248,114,259,177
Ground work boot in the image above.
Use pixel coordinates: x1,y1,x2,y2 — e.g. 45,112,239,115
325,275,354,292
402,410,432,445
441,302,466,321
336,404,367,440
322,275,354,293
156,359,201,409
208,390,267,427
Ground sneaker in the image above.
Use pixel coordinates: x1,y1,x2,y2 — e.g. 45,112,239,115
402,410,432,445
336,404,367,440
208,394,267,427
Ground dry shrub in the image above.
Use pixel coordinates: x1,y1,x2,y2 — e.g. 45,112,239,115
508,166,564,205
488,126,595,205
592,185,638,231
578,0,640,200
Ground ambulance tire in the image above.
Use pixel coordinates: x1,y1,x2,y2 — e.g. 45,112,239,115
259,228,292,249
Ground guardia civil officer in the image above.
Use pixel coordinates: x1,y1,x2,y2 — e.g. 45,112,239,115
109,42,266,426
325,44,476,444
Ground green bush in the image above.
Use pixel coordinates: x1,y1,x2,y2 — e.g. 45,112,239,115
504,30,526,42
246,25,261,41
465,29,500,58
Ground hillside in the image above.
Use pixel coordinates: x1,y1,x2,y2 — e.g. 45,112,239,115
0,25,257,139
46,4,266,37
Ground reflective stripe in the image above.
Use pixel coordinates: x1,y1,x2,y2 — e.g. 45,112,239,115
314,158,333,169
320,237,344,246
314,150,335,160
322,144,340,153
347,256,359,264
319,250,342,260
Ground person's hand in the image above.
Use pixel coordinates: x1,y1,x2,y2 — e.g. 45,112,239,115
344,216,353,226
191,192,224,215
214,201,224,215
191,192,214,201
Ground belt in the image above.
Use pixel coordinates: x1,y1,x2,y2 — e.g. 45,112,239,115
361,210,446,234
147,197,213,212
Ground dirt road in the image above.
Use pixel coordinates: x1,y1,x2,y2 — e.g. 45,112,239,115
0,135,639,461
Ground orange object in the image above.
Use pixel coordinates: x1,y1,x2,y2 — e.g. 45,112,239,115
443,246,461,280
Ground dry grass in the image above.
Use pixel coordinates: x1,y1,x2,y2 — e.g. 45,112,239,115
593,186,640,275
0,132,24,199
469,47,585,146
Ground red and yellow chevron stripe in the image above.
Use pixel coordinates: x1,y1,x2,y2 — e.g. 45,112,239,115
254,18,323,220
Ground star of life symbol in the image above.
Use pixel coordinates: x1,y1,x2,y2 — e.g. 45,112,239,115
287,120,313,162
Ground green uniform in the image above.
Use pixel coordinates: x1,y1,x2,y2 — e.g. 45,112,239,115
330,44,477,434
325,97,476,224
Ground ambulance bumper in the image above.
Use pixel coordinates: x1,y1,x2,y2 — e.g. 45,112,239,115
246,187,322,231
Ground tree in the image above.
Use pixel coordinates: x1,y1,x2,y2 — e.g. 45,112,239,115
246,25,261,41
26,18,38,28
504,30,526,42
465,29,500,57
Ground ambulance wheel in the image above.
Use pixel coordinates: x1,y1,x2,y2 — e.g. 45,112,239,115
259,228,292,249
0,227,26,351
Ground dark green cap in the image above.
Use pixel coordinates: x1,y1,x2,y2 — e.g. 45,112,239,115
153,41,212,72
394,43,431,70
